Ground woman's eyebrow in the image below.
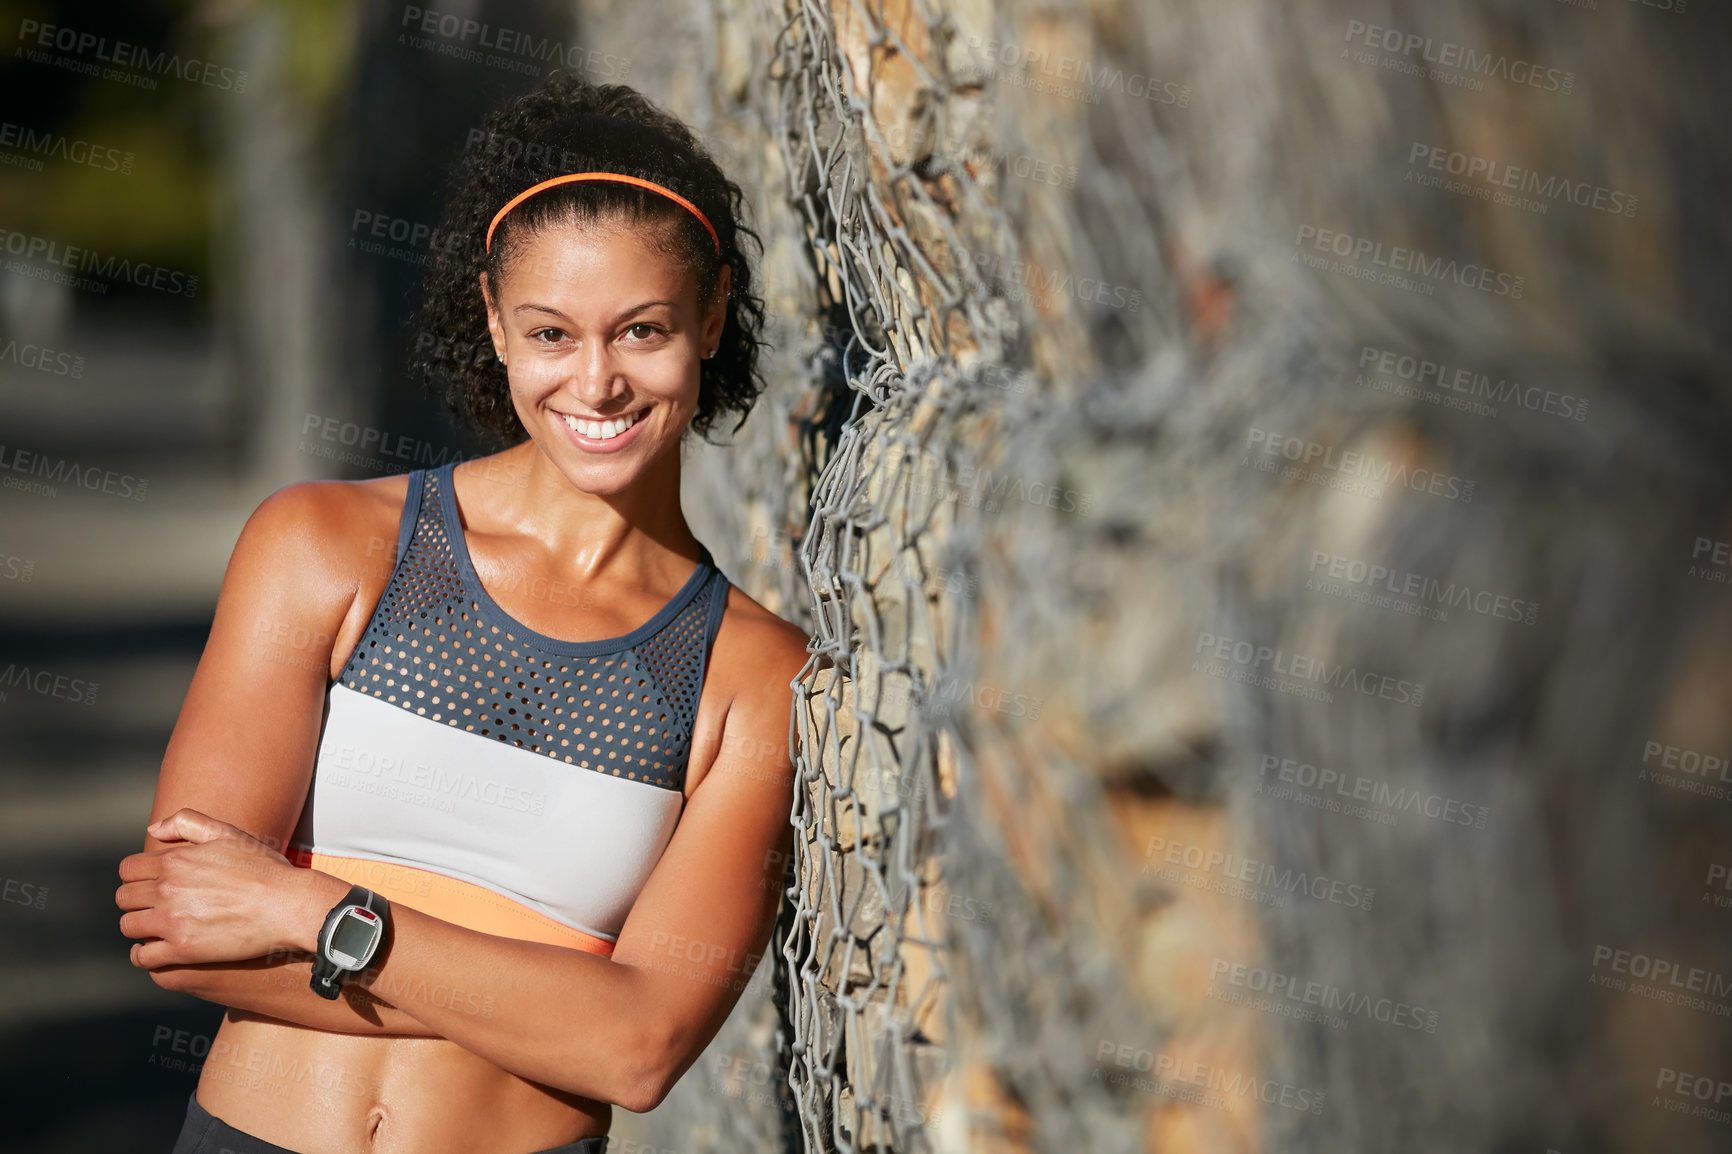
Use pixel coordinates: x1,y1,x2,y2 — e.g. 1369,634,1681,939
512,302,574,320
511,300,678,322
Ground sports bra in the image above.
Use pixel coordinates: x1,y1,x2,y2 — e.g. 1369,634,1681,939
286,461,731,956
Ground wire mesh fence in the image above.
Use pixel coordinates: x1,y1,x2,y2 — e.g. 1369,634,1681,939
608,0,1732,1150
757,1,1034,1151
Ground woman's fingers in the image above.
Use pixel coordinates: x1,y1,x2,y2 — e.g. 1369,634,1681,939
114,878,157,910
116,849,163,882
118,906,166,948
145,807,229,844
132,939,183,969
117,833,300,966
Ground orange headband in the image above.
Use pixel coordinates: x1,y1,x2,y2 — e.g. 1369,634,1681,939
485,172,720,255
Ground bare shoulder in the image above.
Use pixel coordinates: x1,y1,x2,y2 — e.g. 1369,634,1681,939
239,473,408,551
687,581,810,797
230,474,411,587
712,581,812,700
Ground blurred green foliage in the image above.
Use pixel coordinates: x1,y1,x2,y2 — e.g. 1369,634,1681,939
0,0,354,296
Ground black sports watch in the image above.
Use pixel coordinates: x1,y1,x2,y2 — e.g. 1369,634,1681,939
309,885,390,1000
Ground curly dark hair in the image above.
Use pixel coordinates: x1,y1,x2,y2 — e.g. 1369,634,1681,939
405,70,768,447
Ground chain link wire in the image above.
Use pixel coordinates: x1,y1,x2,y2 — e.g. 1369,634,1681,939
616,0,1732,1149
756,0,1058,1150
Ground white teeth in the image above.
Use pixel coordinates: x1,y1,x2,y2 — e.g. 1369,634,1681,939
563,410,642,440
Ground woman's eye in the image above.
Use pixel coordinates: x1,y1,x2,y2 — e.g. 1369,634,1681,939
626,323,660,341
531,328,565,343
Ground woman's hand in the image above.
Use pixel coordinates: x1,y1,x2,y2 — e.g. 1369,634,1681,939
116,808,340,969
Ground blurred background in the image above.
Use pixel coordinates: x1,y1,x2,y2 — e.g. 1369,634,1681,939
3,0,1731,1152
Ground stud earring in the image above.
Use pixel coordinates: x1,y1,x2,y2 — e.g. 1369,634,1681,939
495,350,505,364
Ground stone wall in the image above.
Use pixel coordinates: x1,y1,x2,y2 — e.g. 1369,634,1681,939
586,0,1732,1150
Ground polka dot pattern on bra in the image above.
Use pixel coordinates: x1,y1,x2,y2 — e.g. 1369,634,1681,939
337,467,727,793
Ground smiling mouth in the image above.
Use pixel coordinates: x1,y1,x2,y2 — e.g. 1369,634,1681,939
560,409,645,440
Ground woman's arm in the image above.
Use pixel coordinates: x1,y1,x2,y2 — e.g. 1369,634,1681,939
145,949,436,1036
129,476,436,1037
133,611,813,1111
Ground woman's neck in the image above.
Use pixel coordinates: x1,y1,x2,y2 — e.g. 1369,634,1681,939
453,438,700,581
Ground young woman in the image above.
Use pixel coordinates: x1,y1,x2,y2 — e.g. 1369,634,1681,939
116,71,811,1154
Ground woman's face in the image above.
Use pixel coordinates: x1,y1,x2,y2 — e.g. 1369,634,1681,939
481,216,728,493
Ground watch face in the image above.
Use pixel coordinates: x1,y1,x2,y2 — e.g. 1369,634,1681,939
327,907,380,967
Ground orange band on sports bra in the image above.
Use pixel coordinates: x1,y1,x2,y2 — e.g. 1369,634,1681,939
289,849,616,957
485,172,721,256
